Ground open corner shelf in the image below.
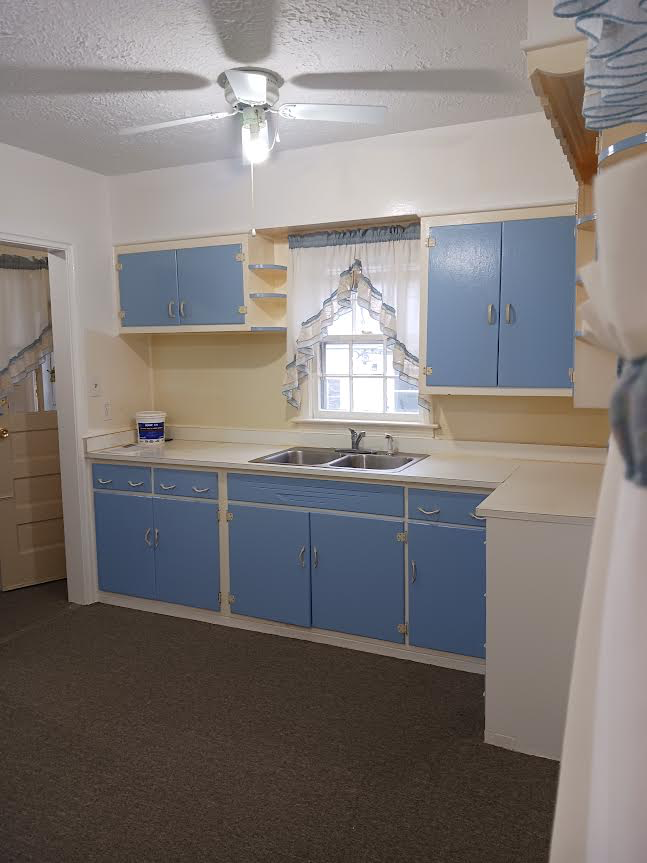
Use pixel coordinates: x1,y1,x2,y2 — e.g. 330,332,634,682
248,263,288,272
576,213,596,231
249,292,287,300
598,132,647,165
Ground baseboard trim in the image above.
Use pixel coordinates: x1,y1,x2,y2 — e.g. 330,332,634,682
97,591,485,675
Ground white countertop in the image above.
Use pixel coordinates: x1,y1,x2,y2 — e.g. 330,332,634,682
88,439,605,523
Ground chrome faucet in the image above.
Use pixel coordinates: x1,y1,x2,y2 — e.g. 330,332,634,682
384,433,398,455
349,428,366,451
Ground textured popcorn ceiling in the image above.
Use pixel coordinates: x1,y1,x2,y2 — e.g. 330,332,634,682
0,0,536,175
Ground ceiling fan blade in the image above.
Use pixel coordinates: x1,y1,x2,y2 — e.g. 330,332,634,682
205,0,275,63
225,69,267,105
120,112,235,136
0,65,209,95
290,69,515,95
278,104,387,124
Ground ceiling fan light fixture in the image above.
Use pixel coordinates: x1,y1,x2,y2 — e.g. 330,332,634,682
241,107,270,164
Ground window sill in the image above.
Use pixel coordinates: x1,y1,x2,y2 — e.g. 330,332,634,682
290,417,440,430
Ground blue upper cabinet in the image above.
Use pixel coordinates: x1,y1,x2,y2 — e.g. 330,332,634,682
118,250,179,328
176,244,245,325
498,217,575,388
426,222,502,387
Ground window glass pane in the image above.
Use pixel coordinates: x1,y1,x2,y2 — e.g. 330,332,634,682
323,343,349,375
386,377,418,414
326,308,352,336
352,377,383,413
355,302,381,335
321,377,350,412
352,344,383,375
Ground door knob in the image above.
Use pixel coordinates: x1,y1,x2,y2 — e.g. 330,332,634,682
0,428,8,439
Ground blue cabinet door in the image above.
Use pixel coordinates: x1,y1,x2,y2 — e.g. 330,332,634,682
176,245,245,325
426,222,501,387
310,513,405,643
498,217,575,388
118,250,179,327
228,505,311,626
94,492,156,599
408,522,485,658
153,498,220,611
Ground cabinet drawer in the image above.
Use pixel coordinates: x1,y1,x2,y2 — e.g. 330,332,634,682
408,488,488,526
227,473,404,517
154,468,218,500
92,463,152,493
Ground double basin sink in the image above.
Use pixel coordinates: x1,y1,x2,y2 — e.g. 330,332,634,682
250,447,426,473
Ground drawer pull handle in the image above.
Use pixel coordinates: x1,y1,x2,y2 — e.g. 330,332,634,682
470,511,486,521
128,480,144,487
144,527,153,547
417,506,440,516
192,486,210,494
410,559,417,584
298,545,306,568
179,300,186,318
159,483,176,490
168,300,176,318
97,478,113,485
154,528,159,548
313,547,319,569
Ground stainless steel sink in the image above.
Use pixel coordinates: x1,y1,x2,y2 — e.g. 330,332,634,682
250,447,339,466
327,453,418,471
250,447,425,472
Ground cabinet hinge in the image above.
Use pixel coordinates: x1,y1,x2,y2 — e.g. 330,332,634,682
218,591,222,604
426,236,436,248
238,305,248,315
569,367,575,384
228,593,236,604
396,531,408,543
397,623,408,635
119,310,126,321
226,511,233,522
235,252,245,262
424,366,432,376
115,262,123,271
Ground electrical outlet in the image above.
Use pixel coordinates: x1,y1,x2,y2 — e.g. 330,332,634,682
88,377,102,398
103,401,112,421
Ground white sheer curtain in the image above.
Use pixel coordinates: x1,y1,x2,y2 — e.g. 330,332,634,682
283,227,420,408
550,155,647,862
0,263,52,400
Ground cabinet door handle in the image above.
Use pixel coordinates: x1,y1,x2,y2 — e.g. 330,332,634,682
192,486,209,494
97,478,113,485
154,528,159,548
159,483,176,490
487,303,495,325
144,527,153,547
168,300,176,318
313,547,319,569
298,545,306,568
417,506,440,516
470,511,486,521
410,559,417,584
179,300,186,318
128,480,144,487
505,303,512,324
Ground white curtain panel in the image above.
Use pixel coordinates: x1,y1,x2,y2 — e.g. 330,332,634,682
550,154,647,862
554,1,647,128
283,232,420,407
0,265,52,399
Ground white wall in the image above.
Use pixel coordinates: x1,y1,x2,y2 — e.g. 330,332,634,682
526,0,580,47
110,112,576,243
0,142,151,603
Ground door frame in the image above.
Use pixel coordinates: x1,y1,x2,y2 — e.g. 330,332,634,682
0,230,92,603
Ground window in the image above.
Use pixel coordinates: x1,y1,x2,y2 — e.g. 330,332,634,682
313,296,419,420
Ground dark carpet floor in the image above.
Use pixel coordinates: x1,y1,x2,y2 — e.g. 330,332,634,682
0,600,558,863
0,578,70,642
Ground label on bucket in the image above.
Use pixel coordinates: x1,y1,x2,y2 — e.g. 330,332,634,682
138,421,164,441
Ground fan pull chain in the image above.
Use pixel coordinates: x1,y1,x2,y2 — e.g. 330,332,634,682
249,162,256,237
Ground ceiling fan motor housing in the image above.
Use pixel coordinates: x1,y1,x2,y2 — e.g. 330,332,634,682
218,69,281,111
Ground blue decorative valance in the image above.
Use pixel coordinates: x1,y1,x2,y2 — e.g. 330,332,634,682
288,223,420,250
554,1,647,129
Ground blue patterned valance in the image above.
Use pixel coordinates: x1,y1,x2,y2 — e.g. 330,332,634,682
554,1,647,129
288,224,420,250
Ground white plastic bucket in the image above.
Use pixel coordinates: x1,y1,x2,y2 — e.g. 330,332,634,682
136,411,166,445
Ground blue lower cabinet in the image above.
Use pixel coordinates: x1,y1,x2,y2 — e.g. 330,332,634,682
310,513,405,643
153,498,220,610
408,522,486,658
228,505,311,626
94,492,156,599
